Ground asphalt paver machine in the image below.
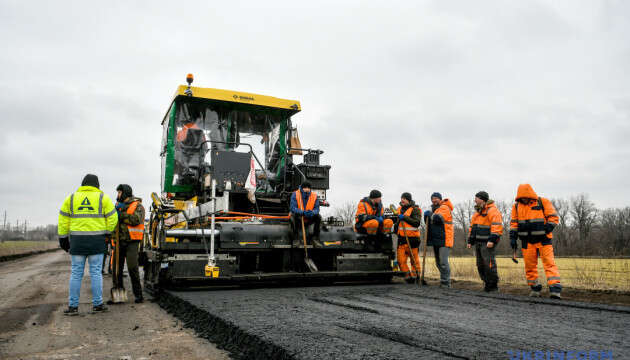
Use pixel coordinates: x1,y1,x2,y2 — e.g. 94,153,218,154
142,75,397,288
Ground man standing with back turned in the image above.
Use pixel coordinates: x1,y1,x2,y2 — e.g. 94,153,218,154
58,174,118,315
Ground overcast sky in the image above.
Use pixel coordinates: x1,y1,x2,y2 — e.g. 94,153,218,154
1,1,629,226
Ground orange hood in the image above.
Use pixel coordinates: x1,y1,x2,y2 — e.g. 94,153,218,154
441,198,454,211
516,184,538,200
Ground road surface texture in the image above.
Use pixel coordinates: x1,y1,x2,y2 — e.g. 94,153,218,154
0,250,230,360
161,283,630,360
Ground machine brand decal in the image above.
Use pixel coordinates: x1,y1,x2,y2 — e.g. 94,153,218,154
233,95,255,101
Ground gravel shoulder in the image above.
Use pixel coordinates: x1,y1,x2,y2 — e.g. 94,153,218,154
0,250,230,360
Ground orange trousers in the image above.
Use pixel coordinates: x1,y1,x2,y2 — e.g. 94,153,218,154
362,218,394,235
521,243,561,287
397,244,420,278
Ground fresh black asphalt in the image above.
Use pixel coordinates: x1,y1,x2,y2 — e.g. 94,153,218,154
159,284,630,359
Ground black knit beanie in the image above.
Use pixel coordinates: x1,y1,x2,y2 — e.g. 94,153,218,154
81,174,100,189
475,191,489,202
401,192,412,202
369,189,382,199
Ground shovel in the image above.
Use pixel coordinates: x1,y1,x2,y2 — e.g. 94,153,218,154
301,217,318,272
511,248,519,264
110,226,127,303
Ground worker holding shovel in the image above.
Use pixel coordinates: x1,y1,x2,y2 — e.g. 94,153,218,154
395,193,423,284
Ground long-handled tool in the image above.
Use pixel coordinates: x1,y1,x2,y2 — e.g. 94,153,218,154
420,218,429,285
511,248,519,264
390,205,421,286
301,217,318,272
110,226,127,303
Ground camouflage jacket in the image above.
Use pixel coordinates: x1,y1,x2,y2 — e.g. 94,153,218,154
116,197,145,243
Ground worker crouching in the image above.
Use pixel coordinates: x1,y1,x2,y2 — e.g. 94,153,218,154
510,184,562,299
354,190,394,239
468,191,503,292
395,193,422,284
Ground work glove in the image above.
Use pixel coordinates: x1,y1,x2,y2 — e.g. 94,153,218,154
376,216,384,224
544,223,556,234
432,214,443,225
398,214,405,221
509,230,518,250
294,209,304,216
115,202,125,212
423,210,432,221
59,236,70,252
304,210,314,218
488,234,500,247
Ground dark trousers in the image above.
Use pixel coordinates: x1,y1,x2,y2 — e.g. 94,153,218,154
291,214,321,240
113,241,142,299
475,243,498,289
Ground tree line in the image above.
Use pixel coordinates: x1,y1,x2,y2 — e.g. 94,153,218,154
331,193,630,257
0,224,58,242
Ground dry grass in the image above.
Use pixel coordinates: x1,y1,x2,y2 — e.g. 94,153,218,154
0,241,58,257
420,254,630,292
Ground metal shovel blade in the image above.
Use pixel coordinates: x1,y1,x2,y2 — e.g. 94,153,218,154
304,256,318,272
110,287,127,303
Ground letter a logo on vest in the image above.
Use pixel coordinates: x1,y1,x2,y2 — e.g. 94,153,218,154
77,197,94,211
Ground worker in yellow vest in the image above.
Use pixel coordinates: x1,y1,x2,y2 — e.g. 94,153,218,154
58,174,118,315
109,184,145,304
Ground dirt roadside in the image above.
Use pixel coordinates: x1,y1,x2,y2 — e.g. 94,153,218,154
0,250,230,360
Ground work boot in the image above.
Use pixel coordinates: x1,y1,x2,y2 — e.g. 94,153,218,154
135,296,144,304
92,304,109,313
63,306,79,316
549,292,562,300
405,277,417,284
484,283,498,292
439,283,450,289
529,290,542,297
312,236,323,248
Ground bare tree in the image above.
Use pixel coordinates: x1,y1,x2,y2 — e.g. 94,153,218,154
333,201,356,226
452,199,474,251
494,200,512,241
550,198,570,254
570,194,598,254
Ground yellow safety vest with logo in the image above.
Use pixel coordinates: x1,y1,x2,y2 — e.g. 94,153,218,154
58,186,118,237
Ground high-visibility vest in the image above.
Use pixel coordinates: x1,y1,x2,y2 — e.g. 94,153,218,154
469,202,503,241
58,186,118,237
126,201,145,241
397,206,420,238
294,190,317,212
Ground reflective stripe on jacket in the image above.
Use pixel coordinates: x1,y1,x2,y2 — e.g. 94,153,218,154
126,201,145,241
469,201,503,243
397,205,421,238
58,186,118,237
510,184,559,243
355,198,383,225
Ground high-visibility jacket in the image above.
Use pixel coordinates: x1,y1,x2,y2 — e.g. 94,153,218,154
293,189,318,212
58,186,118,255
355,197,383,226
431,199,454,248
125,200,145,241
176,122,200,142
510,184,558,244
397,204,422,238
469,201,503,244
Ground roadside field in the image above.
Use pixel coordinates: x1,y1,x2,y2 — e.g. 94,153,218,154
0,241,58,257
422,254,630,291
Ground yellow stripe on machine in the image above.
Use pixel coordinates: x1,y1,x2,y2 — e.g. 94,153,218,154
239,241,260,246
324,241,341,246
174,85,301,112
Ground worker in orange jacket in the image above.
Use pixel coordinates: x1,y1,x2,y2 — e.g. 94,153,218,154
395,192,422,284
426,193,454,288
467,191,503,292
354,190,394,236
510,184,562,299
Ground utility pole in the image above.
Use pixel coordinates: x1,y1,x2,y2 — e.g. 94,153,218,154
3,211,6,230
